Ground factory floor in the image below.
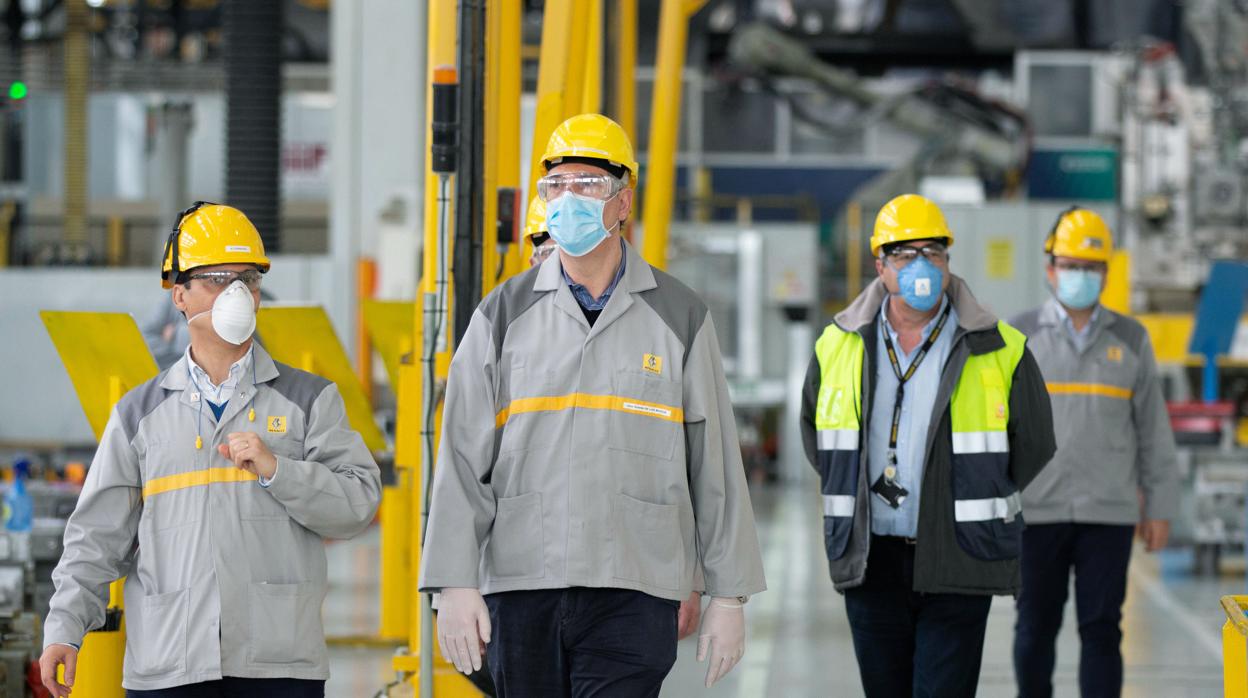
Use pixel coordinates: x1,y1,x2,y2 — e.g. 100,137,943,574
324,484,1235,697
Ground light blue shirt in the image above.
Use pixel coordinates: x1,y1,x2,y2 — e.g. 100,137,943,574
868,294,958,537
185,345,253,406
561,238,627,311
1053,300,1101,354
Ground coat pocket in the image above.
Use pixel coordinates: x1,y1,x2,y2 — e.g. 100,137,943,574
950,450,1023,561
248,582,323,665
487,492,544,579
612,494,683,591
608,371,682,461
128,588,188,677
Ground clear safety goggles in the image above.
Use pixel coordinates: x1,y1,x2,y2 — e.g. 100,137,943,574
882,243,948,267
188,268,263,291
536,173,624,202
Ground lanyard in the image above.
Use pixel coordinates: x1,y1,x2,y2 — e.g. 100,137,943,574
879,301,952,478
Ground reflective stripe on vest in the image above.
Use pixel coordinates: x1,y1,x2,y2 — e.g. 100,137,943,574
955,492,1022,522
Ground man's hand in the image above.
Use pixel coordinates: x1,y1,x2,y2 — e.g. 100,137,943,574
39,645,77,698
217,432,278,480
437,588,491,675
1140,519,1170,552
697,597,745,687
678,592,701,640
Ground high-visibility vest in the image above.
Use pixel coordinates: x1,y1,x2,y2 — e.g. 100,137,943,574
812,320,1027,561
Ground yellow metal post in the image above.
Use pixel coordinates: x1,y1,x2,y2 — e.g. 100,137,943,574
847,202,863,300
528,0,576,200
357,257,376,403
563,0,590,120
497,0,524,280
612,0,638,144
0,200,14,267
1222,596,1248,697
396,0,480,693
106,217,126,266
480,0,501,300
378,480,411,639
583,0,603,114
640,0,708,269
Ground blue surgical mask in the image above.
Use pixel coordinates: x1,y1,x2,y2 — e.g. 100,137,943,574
1054,268,1102,310
545,192,618,257
892,256,944,312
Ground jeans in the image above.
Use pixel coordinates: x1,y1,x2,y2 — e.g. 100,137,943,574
843,535,992,698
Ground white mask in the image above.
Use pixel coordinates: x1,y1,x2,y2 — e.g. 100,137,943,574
188,280,256,345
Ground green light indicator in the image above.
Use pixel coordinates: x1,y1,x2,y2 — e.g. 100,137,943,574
8,82,27,100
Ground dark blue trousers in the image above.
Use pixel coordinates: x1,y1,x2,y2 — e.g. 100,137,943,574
843,536,993,698
484,587,678,698
1014,522,1135,698
126,678,323,697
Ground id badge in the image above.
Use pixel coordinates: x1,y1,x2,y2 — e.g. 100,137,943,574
871,472,909,509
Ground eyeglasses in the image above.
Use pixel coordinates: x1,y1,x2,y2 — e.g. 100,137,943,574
536,173,624,202
1052,260,1106,273
188,269,263,291
882,244,948,266
530,242,557,265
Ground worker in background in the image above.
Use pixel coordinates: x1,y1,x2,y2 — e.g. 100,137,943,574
522,197,707,640
523,195,557,268
1010,208,1178,698
420,113,766,695
39,202,382,697
800,194,1056,697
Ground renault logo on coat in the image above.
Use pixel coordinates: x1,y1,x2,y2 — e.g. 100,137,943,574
268,416,287,433
1107,346,1123,362
643,354,663,375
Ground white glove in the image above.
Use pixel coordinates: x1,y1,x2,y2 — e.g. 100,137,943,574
436,587,491,674
696,597,745,687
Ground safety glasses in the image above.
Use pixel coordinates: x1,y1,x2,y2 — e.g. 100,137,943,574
187,269,263,291
536,173,624,202
882,244,948,267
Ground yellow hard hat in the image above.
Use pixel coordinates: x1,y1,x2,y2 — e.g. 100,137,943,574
1044,207,1113,263
869,194,954,256
523,196,548,242
161,202,271,288
541,113,638,189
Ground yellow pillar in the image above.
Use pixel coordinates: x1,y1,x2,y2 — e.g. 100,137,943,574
846,202,863,300
612,0,638,144
562,0,590,120
378,480,411,639
497,0,525,280
528,0,576,199
640,0,708,269
582,0,603,114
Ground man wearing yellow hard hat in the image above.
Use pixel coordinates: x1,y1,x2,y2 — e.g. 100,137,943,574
800,194,1056,696
39,202,381,697
419,113,766,693
1009,208,1178,698
522,195,557,267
